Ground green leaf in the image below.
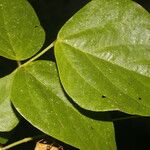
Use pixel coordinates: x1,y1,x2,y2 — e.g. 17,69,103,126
11,61,116,150
0,74,19,132
0,0,45,61
0,135,9,145
55,0,150,116
0,136,8,145
0,130,14,145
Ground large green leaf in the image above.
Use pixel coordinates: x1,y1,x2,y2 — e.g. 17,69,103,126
0,0,45,60
0,74,19,132
55,0,150,116
11,61,116,150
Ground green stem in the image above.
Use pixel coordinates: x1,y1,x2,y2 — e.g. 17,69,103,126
0,135,45,150
0,137,32,150
22,41,55,67
17,61,21,67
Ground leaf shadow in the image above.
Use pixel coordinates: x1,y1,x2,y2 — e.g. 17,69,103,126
10,102,23,121
58,82,112,122
57,74,143,122
0,57,17,78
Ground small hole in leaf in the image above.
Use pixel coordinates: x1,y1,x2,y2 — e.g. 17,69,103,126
34,25,39,28
101,95,106,98
138,97,142,100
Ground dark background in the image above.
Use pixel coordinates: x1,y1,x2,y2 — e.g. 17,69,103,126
0,0,150,149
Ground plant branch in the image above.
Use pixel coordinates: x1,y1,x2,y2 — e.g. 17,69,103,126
22,41,55,67
0,134,45,150
0,137,32,150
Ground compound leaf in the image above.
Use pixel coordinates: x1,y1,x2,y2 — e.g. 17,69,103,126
11,61,116,150
0,0,45,60
55,0,150,116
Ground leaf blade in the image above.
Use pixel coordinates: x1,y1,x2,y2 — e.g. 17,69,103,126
11,61,116,150
0,74,19,132
0,0,45,60
55,0,150,116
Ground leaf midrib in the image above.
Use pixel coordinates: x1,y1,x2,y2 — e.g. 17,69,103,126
23,67,79,112
58,43,120,110
61,41,150,78
19,67,99,149
58,42,150,113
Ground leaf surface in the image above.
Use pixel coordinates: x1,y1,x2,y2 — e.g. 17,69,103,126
55,0,150,116
11,61,116,150
0,135,9,145
0,74,19,131
0,131,15,145
0,0,45,60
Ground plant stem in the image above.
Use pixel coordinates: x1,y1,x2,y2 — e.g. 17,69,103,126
0,137,32,150
0,135,45,150
17,61,21,67
22,41,55,67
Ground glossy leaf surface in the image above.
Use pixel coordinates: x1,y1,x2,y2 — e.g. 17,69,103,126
11,61,116,150
0,74,19,131
55,0,150,115
0,0,45,60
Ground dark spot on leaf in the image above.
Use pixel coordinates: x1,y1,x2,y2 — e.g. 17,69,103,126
138,97,142,100
101,95,106,98
90,126,94,130
34,25,39,28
